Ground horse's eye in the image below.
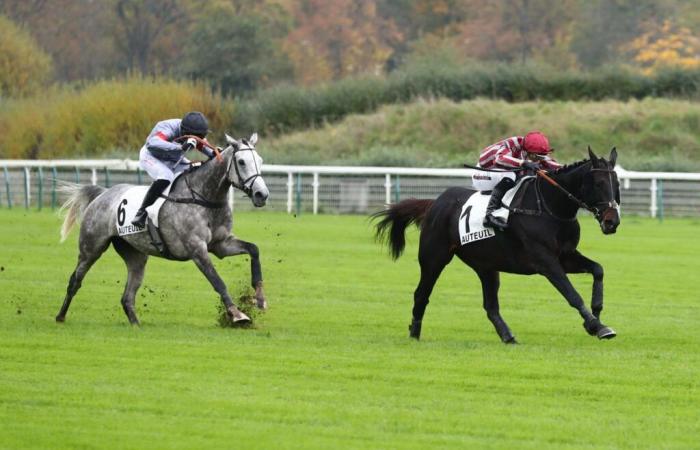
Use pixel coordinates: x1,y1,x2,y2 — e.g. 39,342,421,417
238,160,246,166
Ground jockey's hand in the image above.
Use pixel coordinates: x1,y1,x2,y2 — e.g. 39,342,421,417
182,137,198,152
521,161,540,171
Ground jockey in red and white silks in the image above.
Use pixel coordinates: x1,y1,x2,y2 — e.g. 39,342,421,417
477,131,562,230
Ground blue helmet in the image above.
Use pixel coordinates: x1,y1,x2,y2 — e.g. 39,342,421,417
181,111,209,138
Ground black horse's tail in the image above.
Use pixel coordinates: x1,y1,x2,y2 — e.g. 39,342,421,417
59,183,106,242
372,199,434,260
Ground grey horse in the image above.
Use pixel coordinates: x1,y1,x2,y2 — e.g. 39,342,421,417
57,133,269,325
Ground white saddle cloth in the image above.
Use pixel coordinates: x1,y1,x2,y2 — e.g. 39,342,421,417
458,177,531,245
115,174,182,236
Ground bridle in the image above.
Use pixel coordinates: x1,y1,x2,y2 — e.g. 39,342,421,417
225,141,262,197
162,136,262,208
536,167,619,222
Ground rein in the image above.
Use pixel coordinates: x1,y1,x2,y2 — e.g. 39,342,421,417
160,140,262,208
536,169,598,217
535,168,618,221
174,135,224,162
502,167,615,222
160,174,226,209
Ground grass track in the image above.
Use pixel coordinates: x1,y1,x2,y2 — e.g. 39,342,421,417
0,209,698,449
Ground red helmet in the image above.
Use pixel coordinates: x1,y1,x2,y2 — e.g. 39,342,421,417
523,131,552,154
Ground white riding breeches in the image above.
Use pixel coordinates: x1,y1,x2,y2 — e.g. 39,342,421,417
139,146,190,182
471,168,516,191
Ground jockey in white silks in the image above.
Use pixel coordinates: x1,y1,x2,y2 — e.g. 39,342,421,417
132,111,215,228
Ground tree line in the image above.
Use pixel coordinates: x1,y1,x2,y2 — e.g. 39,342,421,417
1,0,699,99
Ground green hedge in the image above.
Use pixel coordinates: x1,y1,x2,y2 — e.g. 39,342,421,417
234,65,700,135
262,98,700,171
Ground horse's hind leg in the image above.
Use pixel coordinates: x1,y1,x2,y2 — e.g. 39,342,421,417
112,238,148,325
56,241,109,322
211,236,266,309
476,269,516,344
410,236,453,340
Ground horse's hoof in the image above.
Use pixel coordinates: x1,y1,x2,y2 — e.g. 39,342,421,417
256,298,268,310
597,327,616,340
503,336,518,344
408,321,422,340
232,312,251,323
227,305,251,323
55,316,65,323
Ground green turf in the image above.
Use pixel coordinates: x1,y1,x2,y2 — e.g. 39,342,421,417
0,209,698,449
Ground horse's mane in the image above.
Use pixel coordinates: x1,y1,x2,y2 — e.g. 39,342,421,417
554,158,591,174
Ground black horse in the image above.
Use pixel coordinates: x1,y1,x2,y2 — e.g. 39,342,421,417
373,148,621,343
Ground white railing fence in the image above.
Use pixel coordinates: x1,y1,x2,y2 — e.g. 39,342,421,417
1,159,699,218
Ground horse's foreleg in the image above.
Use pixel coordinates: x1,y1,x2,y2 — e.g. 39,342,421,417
560,251,605,319
211,236,266,309
191,246,250,323
112,238,148,325
476,269,516,344
541,259,615,340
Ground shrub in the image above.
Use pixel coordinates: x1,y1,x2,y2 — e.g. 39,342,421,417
0,77,232,159
235,64,700,136
0,15,53,98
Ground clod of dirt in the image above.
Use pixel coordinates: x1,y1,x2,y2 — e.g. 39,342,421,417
216,289,261,329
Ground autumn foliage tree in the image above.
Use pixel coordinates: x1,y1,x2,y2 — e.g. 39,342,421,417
623,20,700,74
283,0,402,85
0,14,52,98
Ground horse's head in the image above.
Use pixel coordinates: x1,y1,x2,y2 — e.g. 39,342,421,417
224,132,269,207
581,147,620,234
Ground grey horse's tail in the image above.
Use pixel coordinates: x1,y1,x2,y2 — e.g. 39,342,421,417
59,183,106,242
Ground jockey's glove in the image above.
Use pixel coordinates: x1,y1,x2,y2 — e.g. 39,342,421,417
182,137,198,152
521,161,540,171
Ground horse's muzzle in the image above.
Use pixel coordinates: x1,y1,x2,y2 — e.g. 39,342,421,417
599,208,620,234
252,190,268,207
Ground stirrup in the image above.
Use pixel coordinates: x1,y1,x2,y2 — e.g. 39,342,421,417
131,209,148,228
484,213,508,230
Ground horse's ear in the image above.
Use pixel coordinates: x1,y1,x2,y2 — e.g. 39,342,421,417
249,132,258,145
609,147,617,167
225,133,238,146
588,145,598,161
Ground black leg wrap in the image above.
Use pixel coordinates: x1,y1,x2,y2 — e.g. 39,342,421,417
583,317,602,336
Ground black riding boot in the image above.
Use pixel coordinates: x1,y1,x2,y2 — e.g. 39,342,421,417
131,179,171,228
483,177,516,230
